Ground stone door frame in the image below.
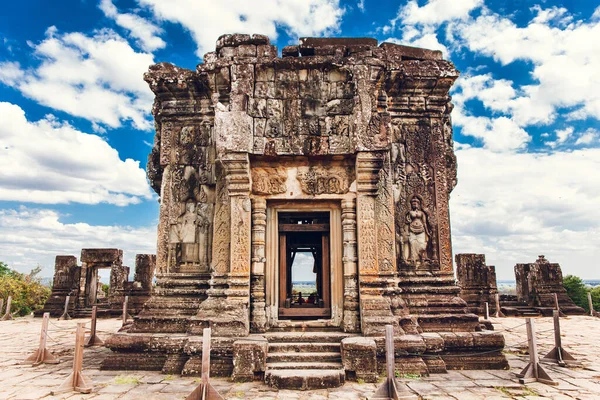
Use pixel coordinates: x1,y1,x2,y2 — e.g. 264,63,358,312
264,200,343,329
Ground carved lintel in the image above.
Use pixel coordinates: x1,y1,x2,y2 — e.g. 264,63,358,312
251,168,287,195
296,166,352,195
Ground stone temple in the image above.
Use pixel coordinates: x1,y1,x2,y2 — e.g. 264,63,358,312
103,35,507,388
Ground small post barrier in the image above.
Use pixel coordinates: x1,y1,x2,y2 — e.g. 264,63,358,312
1,296,13,321
372,325,418,400
53,323,93,394
0,298,4,318
84,306,104,347
517,318,557,386
185,327,223,400
494,293,505,318
23,312,60,366
58,296,71,321
588,293,598,317
543,310,578,367
484,302,490,320
122,296,131,326
554,293,566,317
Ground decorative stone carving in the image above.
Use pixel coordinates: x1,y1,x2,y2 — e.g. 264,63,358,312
296,166,352,195
251,167,286,195
402,195,431,267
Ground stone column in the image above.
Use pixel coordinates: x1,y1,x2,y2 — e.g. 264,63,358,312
342,198,360,332
250,198,267,332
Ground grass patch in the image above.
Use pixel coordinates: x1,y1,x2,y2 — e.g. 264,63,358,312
495,386,511,396
356,378,365,384
234,391,245,398
163,374,175,381
395,372,421,379
114,375,141,385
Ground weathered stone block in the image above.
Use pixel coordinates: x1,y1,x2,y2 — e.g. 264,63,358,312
341,337,378,382
232,336,267,382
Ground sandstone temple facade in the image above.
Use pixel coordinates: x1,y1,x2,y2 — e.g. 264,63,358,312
103,35,507,388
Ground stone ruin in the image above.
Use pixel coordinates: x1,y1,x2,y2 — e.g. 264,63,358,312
101,34,508,389
455,254,498,315
514,255,585,316
39,249,156,318
455,253,586,317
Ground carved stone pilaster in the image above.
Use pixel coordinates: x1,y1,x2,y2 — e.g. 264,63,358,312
190,153,251,337
341,198,360,333
355,152,398,336
250,198,267,332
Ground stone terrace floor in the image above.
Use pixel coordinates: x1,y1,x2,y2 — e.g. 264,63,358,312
1,316,599,399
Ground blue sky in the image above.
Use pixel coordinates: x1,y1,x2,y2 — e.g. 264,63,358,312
0,0,599,280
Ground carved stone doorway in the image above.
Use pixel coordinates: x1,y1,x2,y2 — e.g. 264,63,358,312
265,202,343,328
278,212,331,319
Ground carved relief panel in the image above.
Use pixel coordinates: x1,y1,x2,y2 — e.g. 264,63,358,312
296,166,353,195
392,120,440,272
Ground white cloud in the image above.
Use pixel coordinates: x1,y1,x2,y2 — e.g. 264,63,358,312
453,109,530,152
575,129,599,146
0,102,153,205
0,207,156,278
99,0,166,52
448,6,600,124
138,0,344,56
451,146,600,280
400,0,483,26
357,0,365,12
0,27,154,130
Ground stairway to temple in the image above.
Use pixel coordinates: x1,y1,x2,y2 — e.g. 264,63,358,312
264,331,353,390
500,295,541,317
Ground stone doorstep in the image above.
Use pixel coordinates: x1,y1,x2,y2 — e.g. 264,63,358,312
265,369,345,391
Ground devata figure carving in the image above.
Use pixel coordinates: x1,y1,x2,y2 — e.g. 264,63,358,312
404,196,430,267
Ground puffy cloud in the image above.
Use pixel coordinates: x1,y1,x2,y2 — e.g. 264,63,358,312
138,0,344,56
0,207,156,278
449,6,600,125
0,102,153,205
400,0,483,26
99,0,166,52
451,146,600,279
0,27,154,130
575,129,599,146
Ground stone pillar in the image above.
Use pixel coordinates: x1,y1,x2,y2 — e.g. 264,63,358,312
134,254,157,292
342,198,360,332
250,198,267,333
455,254,498,315
355,152,398,336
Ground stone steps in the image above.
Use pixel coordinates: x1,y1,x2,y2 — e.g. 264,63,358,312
267,361,343,370
265,369,345,390
264,330,348,390
269,342,340,353
267,351,341,363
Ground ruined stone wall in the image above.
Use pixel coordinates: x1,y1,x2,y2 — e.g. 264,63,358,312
515,255,585,315
39,249,156,317
455,253,498,315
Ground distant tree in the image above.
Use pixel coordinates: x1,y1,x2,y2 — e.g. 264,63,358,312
0,262,51,316
563,274,589,311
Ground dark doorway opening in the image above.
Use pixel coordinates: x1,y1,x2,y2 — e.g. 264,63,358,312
278,212,331,319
